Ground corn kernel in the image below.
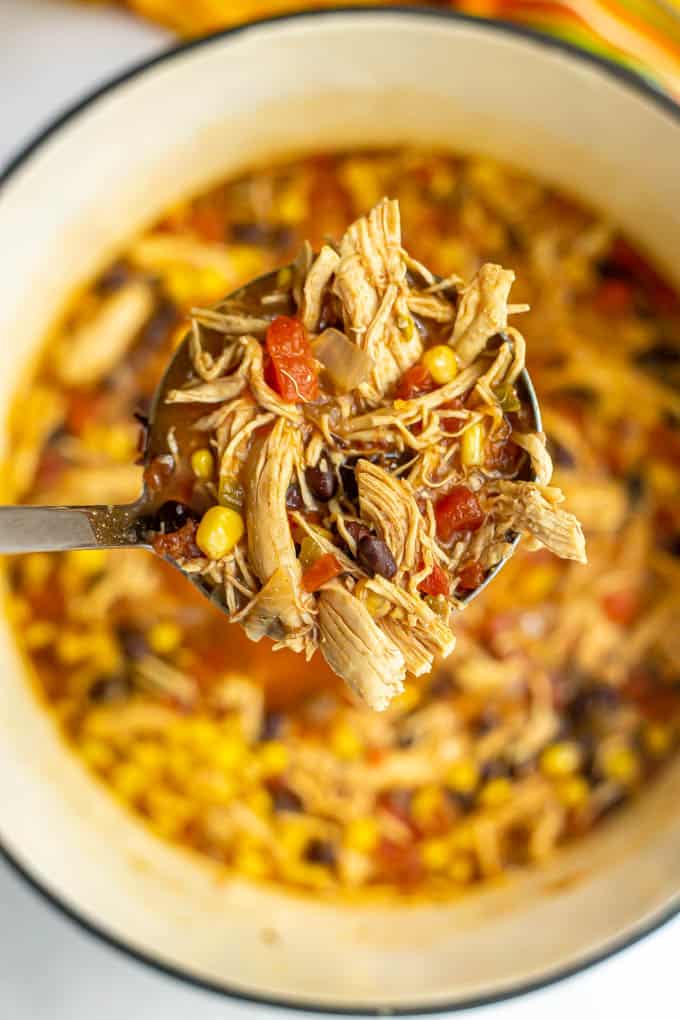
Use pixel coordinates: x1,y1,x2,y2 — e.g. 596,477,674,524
192,772,236,805
245,788,273,817
430,168,454,200
111,762,147,801
6,596,30,626
451,823,475,852
556,776,590,809
461,420,485,467
131,741,165,773
399,316,416,343
191,447,214,480
166,746,193,783
449,854,475,883
330,722,363,761
24,620,57,650
88,631,121,674
421,838,450,871
258,741,290,777
278,818,310,856
196,505,244,559
648,460,677,495
277,188,307,225
642,723,673,758
516,563,560,605
446,758,480,795
234,845,270,880
422,345,458,385
213,737,247,771
540,741,582,779
56,630,89,665
66,548,108,576
344,817,379,854
411,786,443,828
601,744,640,785
196,267,229,300
148,620,182,656
79,739,116,773
391,684,421,715
478,777,512,809
276,266,293,288
22,553,52,589
165,265,198,305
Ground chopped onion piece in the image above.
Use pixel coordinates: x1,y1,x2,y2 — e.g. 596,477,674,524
313,328,372,393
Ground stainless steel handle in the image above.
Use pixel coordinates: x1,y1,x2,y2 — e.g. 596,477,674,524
0,504,144,553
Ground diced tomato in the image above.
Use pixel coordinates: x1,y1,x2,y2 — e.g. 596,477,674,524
396,362,435,400
66,392,101,435
434,486,485,543
418,562,450,597
301,553,342,592
376,838,424,886
265,316,319,402
601,589,638,626
190,205,224,242
650,424,680,468
595,279,633,315
457,560,485,591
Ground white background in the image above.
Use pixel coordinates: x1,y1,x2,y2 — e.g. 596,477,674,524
0,1,678,1016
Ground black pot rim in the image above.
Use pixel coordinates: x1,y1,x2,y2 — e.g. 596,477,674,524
1,6,679,1013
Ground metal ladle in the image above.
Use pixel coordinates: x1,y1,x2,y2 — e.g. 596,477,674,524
0,267,541,609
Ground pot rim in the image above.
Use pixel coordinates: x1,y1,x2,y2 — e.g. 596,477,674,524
1,6,679,1012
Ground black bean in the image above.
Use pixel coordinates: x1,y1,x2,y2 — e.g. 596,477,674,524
480,758,511,781
306,464,337,502
666,533,680,558
156,500,198,534
340,462,358,500
546,434,575,469
568,683,621,723
344,521,371,545
89,673,133,703
270,787,303,813
117,626,148,661
260,710,284,741
94,260,132,295
357,535,397,579
595,256,631,281
555,385,598,405
474,707,501,735
304,839,336,867
232,222,294,249
397,733,415,749
447,790,475,814
635,343,680,368
139,299,180,352
285,483,304,510
626,470,645,508
428,671,457,698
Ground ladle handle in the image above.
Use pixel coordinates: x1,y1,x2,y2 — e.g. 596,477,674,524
0,503,144,553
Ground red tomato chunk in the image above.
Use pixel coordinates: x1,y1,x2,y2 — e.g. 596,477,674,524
396,362,435,400
265,316,319,402
301,553,342,593
435,487,485,543
457,560,485,591
418,562,450,597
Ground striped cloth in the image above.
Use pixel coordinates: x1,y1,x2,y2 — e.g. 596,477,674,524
108,0,680,97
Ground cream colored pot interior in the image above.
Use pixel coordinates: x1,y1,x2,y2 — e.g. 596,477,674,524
0,11,679,1011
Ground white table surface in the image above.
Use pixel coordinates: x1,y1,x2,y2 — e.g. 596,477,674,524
0,1,678,1016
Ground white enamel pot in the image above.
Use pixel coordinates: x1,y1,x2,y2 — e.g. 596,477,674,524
0,8,679,1013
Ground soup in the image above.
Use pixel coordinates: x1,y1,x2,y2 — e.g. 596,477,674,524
6,148,680,896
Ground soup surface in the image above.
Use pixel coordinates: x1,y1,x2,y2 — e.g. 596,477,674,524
6,149,680,897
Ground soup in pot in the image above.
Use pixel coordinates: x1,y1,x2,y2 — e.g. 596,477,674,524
5,149,680,896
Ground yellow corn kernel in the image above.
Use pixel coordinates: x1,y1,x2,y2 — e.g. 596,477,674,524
642,723,673,758
23,620,57,650
276,266,293,288
461,420,485,468
435,239,467,275
195,267,229,301
21,553,52,589
164,265,198,305
146,787,192,836
277,187,307,225
190,447,214,480
88,631,121,674
110,762,147,801
245,788,273,817
213,737,247,771
422,345,458,385
196,506,244,559
365,590,390,619
411,786,443,828
344,817,379,854
421,838,450,871
6,596,30,626
131,741,165,773
601,744,640,785
148,620,182,656
478,777,512,809
66,548,108,576
449,854,475,884
278,818,310,857
446,758,480,795
391,683,421,715
399,315,416,343
516,563,560,605
298,536,322,572
106,424,137,462
56,630,89,665
430,168,455,200
648,460,677,495
234,845,270,880
258,741,290,778
166,746,193,783
192,772,236,805
540,741,582,779
330,722,363,761
79,738,116,773
556,776,590,809
451,823,475,852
